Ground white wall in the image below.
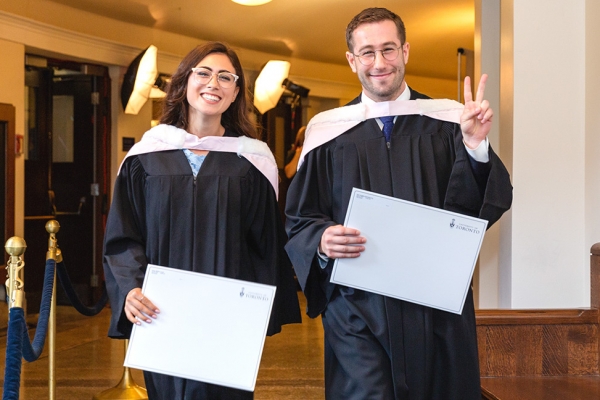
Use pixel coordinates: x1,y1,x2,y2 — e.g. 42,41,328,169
508,1,588,308
475,0,599,309
585,1,600,302
498,0,515,308
474,0,502,308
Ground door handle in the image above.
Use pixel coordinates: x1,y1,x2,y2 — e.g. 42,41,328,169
24,190,85,220
48,190,85,216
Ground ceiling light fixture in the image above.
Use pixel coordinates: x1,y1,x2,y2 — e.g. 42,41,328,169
231,0,272,5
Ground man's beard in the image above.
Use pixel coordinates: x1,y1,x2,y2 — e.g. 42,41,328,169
359,67,405,101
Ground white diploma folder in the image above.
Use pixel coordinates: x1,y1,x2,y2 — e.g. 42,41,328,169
124,264,276,392
331,188,487,314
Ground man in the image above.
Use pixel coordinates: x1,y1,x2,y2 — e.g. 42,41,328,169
285,7,512,400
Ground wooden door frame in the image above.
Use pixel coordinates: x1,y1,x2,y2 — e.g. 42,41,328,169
0,103,15,246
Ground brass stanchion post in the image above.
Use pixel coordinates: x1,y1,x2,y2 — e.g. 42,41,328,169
46,220,62,400
4,237,26,399
5,236,26,310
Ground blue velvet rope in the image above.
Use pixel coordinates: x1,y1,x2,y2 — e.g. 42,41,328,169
2,259,108,399
56,260,108,316
2,259,55,400
2,309,24,400
21,259,55,362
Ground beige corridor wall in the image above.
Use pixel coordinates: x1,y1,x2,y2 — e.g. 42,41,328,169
0,4,456,226
0,38,25,238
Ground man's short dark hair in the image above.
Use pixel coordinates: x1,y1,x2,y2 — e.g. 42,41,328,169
346,7,406,52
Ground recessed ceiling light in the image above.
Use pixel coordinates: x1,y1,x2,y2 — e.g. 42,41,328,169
232,0,272,5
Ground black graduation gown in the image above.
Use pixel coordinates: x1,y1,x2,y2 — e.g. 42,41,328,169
285,90,513,399
103,130,301,399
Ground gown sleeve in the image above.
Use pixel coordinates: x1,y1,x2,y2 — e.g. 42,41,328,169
285,144,337,318
444,126,513,227
102,156,148,339
244,164,302,335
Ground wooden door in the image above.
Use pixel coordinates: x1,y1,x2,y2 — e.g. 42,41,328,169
24,60,110,313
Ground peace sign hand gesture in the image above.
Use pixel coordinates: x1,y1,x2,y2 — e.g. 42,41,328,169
461,74,493,149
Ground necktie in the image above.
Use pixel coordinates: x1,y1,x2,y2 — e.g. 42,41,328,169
380,116,395,142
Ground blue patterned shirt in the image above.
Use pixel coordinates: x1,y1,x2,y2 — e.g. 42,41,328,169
183,149,206,177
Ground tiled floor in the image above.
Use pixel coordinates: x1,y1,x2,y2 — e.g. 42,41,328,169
0,292,325,399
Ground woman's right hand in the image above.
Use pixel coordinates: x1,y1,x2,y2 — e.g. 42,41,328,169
125,288,160,325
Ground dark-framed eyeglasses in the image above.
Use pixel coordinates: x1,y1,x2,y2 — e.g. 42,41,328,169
353,45,404,66
191,67,239,88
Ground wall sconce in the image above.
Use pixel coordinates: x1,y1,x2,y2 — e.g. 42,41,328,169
253,60,310,114
121,45,158,114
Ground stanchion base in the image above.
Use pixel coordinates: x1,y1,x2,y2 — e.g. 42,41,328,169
92,385,148,400
92,368,148,400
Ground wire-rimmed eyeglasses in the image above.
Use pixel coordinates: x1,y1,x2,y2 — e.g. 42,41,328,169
352,45,404,66
191,67,239,88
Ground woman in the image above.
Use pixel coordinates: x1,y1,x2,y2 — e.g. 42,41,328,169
284,126,306,180
103,42,301,399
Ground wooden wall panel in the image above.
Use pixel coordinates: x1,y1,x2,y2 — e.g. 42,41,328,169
479,247,600,398
477,317,599,377
567,325,598,375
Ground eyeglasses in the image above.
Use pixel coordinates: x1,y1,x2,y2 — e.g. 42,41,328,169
352,45,404,66
190,67,239,88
